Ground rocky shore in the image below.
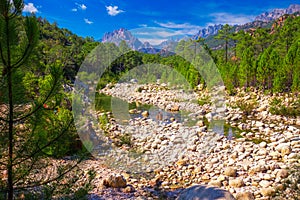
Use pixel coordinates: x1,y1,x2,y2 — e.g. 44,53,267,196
87,83,300,199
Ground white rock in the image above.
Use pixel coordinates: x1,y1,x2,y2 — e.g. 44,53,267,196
259,141,267,148
259,180,272,188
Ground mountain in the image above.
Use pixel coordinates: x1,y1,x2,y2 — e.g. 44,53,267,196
102,4,300,52
255,4,300,22
102,28,143,50
193,24,223,39
102,28,177,54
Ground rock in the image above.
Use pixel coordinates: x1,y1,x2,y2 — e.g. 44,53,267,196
205,113,212,122
201,174,210,181
194,166,202,173
257,104,268,112
208,180,222,187
260,187,275,197
129,109,137,114
122,185,135,193
176,159,187,166
263,173,273,180
259,141,267,148
141,111,149,118
166,104,180,111
103,174,127,188
259,180,272,188
276,169,289,179
224,167,237,177
171,105,180,111
275,143,292,156
229,179,244,188
236,191,255,200
217,175,227,182
211,158,219,164
176,185,236,200
281,146,292,156
196,120,204,127
255,121,264,127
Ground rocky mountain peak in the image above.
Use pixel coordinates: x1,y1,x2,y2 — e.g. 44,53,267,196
255,4,300,22
102,28,143,50
193,24,223,39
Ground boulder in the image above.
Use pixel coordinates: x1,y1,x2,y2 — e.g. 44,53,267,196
229,179,244,188
259,180,272,188
176,185,236,200
276,169,289,179
224,167,237,177
260,187,275,197
103,174,127,188
236,191,255,200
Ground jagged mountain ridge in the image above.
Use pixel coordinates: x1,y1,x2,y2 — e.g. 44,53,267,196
102,28,143,50
255,4,300,22
193,24,223,40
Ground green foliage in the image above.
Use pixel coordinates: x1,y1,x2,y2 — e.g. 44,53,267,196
119,133,132,146
197,95,211,106
233,98,258,116
98,112,109,130
269,96,300,117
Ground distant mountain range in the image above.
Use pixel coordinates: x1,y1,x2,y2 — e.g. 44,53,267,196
255,4,300,22
101,4,300,53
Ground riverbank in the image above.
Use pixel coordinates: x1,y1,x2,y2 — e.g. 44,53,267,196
92,82,300,199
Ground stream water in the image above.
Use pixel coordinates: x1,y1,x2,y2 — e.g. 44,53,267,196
95,93,242,139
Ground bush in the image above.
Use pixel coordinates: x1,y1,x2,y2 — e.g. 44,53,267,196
270,96,300,117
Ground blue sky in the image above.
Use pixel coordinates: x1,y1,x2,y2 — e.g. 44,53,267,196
23,0,299,44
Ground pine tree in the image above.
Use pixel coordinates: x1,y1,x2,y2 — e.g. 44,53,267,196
214,24,232,63
0,1,81,199
239,47,255,87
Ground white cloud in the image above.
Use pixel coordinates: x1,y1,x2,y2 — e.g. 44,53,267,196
138,38,168,45
209,13,255,25
84,18,93,24
131,27,188,45
72,8,78,12
155,21,202,35
23,3,38,13
75,3,87,11
106,5,124,16
156,21,201,29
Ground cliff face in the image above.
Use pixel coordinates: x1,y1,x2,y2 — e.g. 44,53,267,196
102,28,143,50
193,24,223,39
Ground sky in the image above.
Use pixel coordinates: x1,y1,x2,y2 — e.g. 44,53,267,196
23,0,300,44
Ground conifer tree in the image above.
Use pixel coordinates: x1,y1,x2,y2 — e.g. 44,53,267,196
0,1,81,199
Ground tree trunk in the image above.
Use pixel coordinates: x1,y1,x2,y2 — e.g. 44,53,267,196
5,16,14,200
225,40,228,63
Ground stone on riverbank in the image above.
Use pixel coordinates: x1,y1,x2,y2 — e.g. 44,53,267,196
103,174,127,188
176,185,236,200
